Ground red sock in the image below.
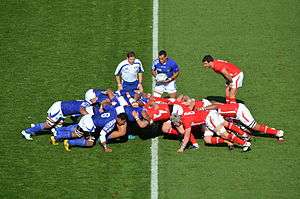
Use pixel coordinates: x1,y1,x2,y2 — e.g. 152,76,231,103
167,128,179,135
226,133,246,145
225,122,248,137
258,125,278,135
210,137,225,145
226,96,230,104
229,97,236,104
189,133,197,145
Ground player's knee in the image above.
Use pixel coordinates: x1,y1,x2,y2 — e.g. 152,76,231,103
203,136,212,144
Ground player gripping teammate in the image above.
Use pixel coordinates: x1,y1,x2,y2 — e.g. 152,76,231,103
202,55,244,104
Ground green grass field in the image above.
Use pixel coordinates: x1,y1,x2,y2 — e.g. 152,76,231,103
1,0,299,198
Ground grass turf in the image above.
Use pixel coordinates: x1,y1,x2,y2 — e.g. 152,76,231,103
158,0,300,198
0,0,299,199
0,1,152,198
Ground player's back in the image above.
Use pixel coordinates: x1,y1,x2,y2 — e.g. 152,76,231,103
92,110,117,128
213,60,241,77
217,103,239,117
61,100,87,115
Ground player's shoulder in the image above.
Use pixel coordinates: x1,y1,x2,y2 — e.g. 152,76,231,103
118,59,129,66
153,58,160,65
134,58,142,64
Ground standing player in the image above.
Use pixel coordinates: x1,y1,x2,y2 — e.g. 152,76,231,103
115,51,144,92
152,50,180,99
202,55,244,104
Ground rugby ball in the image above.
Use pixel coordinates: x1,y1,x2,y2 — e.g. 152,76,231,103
155,73,168,82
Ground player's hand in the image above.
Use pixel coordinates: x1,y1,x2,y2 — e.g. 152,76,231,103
137,83,143,92
164,78,173,83
132,111,139,118
103,147,112,153
117,84,123,91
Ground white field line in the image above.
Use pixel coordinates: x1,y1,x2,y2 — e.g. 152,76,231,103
151,0,159,199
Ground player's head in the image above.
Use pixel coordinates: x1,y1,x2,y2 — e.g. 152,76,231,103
85,89,98,104
117,113,127,125
202,55,214,68
158,50,168,64
127,51,136,65
170,113,182,127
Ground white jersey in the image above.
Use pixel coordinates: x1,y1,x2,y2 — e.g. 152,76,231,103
114,59,144,82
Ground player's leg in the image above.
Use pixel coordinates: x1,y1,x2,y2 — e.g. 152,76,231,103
21,102,63,140
153,84,164,97
228,72,244,104
50,124,78,145
166,81,177,99
252,123,284,141
223,120,250,140
64,136,95,152
225,85,230,103
206,111,250,151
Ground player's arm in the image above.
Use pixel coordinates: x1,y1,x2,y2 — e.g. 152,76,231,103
132,110,150,128
80,107,89,115
138,73,143,91
220,68,233,84
177,127,191,153
151,69,157,77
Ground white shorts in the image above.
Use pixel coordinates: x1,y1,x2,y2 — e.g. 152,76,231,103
230,72,244,89
78,114,96,133
236,103,256,128
47,101,64,125
204,127,214,137
205,110,226,136
153,80,177,96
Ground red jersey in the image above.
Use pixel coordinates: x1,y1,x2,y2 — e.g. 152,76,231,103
217,103,239,118
212,59,241,77
181,110,209,129
145,103,171,122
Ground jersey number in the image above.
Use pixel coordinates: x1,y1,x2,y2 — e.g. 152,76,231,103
101,113,111,118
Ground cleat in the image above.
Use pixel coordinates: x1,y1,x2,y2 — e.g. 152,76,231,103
276,130,284,139
50,136,58,145
64,140,71,151
242,142,251,152
228,143,234,150
190,143,199,150
21,130,33,141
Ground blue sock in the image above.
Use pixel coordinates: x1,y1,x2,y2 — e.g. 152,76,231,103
68,138,86,147
25,123,45,135
55,130,73,141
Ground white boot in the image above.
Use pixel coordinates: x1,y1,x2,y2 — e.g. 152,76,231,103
21,130,33,141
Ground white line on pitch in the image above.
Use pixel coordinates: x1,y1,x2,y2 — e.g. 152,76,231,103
151,0,159,199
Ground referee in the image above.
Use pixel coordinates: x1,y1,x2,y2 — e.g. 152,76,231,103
114,51,144,92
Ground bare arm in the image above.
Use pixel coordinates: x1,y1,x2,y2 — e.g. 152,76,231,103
177,127,191,152
151,69,157,77
80,107,89,115
115,76,122,90
220,68,233,83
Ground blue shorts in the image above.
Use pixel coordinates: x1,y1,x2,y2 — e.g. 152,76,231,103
122,80,139,92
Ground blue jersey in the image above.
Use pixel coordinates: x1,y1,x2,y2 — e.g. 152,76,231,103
61,100,89,116
94,89,109,103
124,106,143,122
92,110,117,133
152,58,180,78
